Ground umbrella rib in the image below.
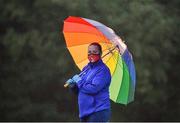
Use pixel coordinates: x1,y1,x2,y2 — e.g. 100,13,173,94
64,33,111,47
93,23,123,78
104,50,116,65
63,31,104,37
64,21,97,30
102,46,117,59
67,42,111,48
105,50,119,76
75,46,115,65
96,23,123,73
91,22,118,62
107,51,121,101
110,52,124,81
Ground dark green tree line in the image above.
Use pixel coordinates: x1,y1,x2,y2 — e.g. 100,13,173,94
0,0,179,121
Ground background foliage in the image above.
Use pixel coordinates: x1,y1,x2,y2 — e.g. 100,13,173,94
0,0,180,121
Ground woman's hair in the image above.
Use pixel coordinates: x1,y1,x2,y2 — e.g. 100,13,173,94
89,42,102,55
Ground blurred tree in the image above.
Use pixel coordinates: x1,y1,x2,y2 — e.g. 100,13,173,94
0,0,179,121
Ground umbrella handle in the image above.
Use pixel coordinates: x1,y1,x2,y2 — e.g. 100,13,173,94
64,83,69,88
64,67,90,88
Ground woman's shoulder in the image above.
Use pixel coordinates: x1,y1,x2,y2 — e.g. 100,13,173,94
99,63,111,75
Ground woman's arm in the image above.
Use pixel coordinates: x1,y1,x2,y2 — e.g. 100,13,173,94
77,67,111,95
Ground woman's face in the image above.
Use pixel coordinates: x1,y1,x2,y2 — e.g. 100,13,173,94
88,45,101,63
88,45,100,55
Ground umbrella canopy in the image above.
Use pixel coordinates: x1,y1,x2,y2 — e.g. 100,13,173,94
63,16,136,105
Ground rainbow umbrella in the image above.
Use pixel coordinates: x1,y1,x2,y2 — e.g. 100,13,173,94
63,16,136,105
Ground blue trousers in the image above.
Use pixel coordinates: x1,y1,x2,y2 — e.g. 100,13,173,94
80,109,111,122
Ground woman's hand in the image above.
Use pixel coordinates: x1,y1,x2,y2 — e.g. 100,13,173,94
72,74,82,83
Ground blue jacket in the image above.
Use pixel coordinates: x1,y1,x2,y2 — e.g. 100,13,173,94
76,59,111,118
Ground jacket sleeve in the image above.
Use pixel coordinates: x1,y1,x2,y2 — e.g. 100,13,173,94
77,67,111,94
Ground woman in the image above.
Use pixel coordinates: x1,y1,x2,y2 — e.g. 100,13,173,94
67,42,111,122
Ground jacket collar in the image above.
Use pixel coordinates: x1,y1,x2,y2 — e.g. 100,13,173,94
88,59,103,68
